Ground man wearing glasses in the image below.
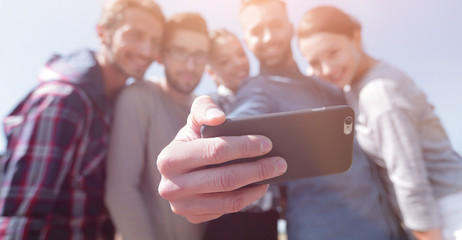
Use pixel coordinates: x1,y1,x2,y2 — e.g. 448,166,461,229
104,12,210,240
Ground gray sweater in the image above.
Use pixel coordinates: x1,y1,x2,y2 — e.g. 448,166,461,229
344,61,462,231
105,80,204,240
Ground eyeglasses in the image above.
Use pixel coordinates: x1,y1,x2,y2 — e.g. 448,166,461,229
166,46,209,65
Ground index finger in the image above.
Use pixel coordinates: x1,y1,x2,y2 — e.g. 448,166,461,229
157,134,273,175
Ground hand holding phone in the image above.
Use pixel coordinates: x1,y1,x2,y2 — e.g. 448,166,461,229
201,105,355,184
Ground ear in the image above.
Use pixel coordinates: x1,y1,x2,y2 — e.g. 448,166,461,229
97,25,111,46
206,65,220,87
96,25,104,44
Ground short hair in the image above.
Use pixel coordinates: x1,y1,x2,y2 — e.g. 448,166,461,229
162,12,209,46
239,0,287,14
98,0,165,31
297,6,361,39
209,28,239,58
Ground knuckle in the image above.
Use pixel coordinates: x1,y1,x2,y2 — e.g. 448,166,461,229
170,203,184,216
215,168,236,191
257,162,271,181
205,139,228,164
170,200,193,217
156,148,171,175
157,179,177,201
157,181,171,200
226,196,244,213
241,136,254,156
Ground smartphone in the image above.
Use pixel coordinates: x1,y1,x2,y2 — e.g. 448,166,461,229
200,105,355,184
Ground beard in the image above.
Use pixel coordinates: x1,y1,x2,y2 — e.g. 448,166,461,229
256,42,293,69
165,70,201,95
104,49,147,82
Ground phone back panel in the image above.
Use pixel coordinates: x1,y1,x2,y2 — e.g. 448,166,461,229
201,105,355,184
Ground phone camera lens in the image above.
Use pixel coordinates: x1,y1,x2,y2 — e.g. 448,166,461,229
344,116,353,125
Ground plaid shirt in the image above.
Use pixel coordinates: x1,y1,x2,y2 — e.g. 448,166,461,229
0,50,114,240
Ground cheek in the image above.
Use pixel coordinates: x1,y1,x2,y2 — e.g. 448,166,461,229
165,60,181,75
193,63,207,76
246,37,260,51
222,65,233,77
330,53,350,72
241,58,250,71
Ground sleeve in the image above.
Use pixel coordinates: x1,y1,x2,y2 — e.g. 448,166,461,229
228,78,273,117
362,80,440,231
104,85,156,240
0,87,85,239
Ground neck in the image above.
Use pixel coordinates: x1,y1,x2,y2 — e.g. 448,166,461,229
260,57,301,77
96,51,128,100
260,51,298,71
159,79,194,107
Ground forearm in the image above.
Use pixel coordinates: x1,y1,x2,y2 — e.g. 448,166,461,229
394,188,440,230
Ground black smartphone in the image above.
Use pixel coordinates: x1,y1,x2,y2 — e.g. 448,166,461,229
200,105,355,184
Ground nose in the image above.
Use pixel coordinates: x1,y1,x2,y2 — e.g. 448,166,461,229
185,55,196,70
137,39,155,59
262,27,273,43
233,54,245,67
321,62,333,77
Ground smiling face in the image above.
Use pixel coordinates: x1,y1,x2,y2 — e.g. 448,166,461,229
298,32,363,88
210,35,249,93
100,7,164,81
239,0,293,68
163,29,210,95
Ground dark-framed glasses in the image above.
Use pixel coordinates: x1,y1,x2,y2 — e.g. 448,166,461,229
166,46,209,65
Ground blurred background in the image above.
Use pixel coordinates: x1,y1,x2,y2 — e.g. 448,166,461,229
1,0,461,155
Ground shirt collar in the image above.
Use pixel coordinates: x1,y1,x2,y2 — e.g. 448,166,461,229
259,63,305,80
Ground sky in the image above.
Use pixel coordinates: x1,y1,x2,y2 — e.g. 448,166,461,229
0,0,461,154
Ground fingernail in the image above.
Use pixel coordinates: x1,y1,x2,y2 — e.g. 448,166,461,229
275,158,287,175
260,137,272,153
205,108,225,120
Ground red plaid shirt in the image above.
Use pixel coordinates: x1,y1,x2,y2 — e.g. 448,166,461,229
0,50,114,239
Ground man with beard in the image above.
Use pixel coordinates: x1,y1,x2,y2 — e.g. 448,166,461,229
218,0,408,239
0,0,165,239
158,0,409,240
105,12,210,240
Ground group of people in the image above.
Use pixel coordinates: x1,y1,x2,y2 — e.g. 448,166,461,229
1,0,461,240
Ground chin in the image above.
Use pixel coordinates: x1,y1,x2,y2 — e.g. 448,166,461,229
262,59,285,68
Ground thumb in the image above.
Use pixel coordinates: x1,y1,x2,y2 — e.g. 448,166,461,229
186,95,226,138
